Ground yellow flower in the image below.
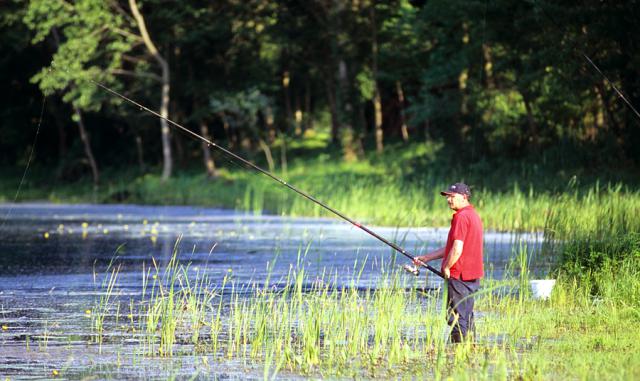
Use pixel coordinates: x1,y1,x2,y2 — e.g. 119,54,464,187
43,232,50,239
82,222,89,229
85,309,91,315
2,325,8,331
52,370,59,377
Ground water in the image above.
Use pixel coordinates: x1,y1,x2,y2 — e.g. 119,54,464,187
0,203,544,379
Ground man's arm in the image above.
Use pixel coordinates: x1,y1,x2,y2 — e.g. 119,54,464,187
443,240,464,278
413,247,446,265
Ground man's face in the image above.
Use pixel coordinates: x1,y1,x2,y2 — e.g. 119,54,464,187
445,193,467,211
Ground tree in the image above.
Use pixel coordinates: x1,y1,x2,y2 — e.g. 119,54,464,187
128,0,172,180
170,0,279,176
9,0,639,178
0,1,53,167
24,0,134,185
24,0,175,184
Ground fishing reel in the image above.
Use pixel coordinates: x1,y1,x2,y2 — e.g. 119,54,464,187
402,264,420,276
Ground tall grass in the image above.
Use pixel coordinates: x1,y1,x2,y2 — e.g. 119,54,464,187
3,154,638,233
89,240,640,379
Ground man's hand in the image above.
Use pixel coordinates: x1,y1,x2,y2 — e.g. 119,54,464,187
413,247,446,267
443,267,451,279
413,256,426,266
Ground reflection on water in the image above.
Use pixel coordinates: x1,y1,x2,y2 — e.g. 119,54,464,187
0,203,545,379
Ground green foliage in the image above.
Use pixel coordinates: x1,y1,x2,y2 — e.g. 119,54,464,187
355,67,375,100
561,234,640,272
24,0,135,110
209,88,271,134
478,90,527,151
2,0,637,171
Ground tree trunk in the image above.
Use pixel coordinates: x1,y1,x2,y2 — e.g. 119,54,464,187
264,106,276,143
219,111,238,150
373,89,383,152
482,44,495,89
282,70,293,132
158,62,172,180
337,59,356,161
174,123,184,167
135,135,145,172
199,121,217,178
596,83,621,135
459,68,470,143
294,93,302,136
279,131,288,179
258,139,275,173
355,102,366,158
370,4,383,153
73,105,99,186
521,91,539,151
129,0,172,181
304,79,313,131
459,23,471,146
396,81,409,142
325,77,340,145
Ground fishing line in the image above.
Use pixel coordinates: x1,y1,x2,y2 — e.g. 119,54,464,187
0,94,47,229
88,78,444,279
532,0,640,123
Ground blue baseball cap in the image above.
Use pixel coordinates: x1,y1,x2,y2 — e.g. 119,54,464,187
440,183,471,197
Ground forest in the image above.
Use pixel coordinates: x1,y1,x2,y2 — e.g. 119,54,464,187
1,0,638,191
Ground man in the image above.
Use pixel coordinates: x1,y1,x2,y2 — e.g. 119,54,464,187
413,182,484,343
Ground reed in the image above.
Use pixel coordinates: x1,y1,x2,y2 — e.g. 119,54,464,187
86,237,640,379
91,258,122,351
4,156,638,234
140,173,639,235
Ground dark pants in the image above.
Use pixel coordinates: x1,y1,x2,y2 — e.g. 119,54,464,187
447,278,480,343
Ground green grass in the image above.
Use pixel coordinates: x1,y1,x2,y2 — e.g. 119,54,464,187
2,148,639,234
85,241,640,380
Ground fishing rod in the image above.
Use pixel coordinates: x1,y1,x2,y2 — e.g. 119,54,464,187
90,79,444,279
533,0,640,122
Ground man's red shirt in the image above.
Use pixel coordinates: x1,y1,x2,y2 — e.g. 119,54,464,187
442,205,484,281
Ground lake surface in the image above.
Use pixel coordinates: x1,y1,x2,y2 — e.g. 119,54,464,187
0,203,545,379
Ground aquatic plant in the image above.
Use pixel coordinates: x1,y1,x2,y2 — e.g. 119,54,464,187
84,242,634,379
